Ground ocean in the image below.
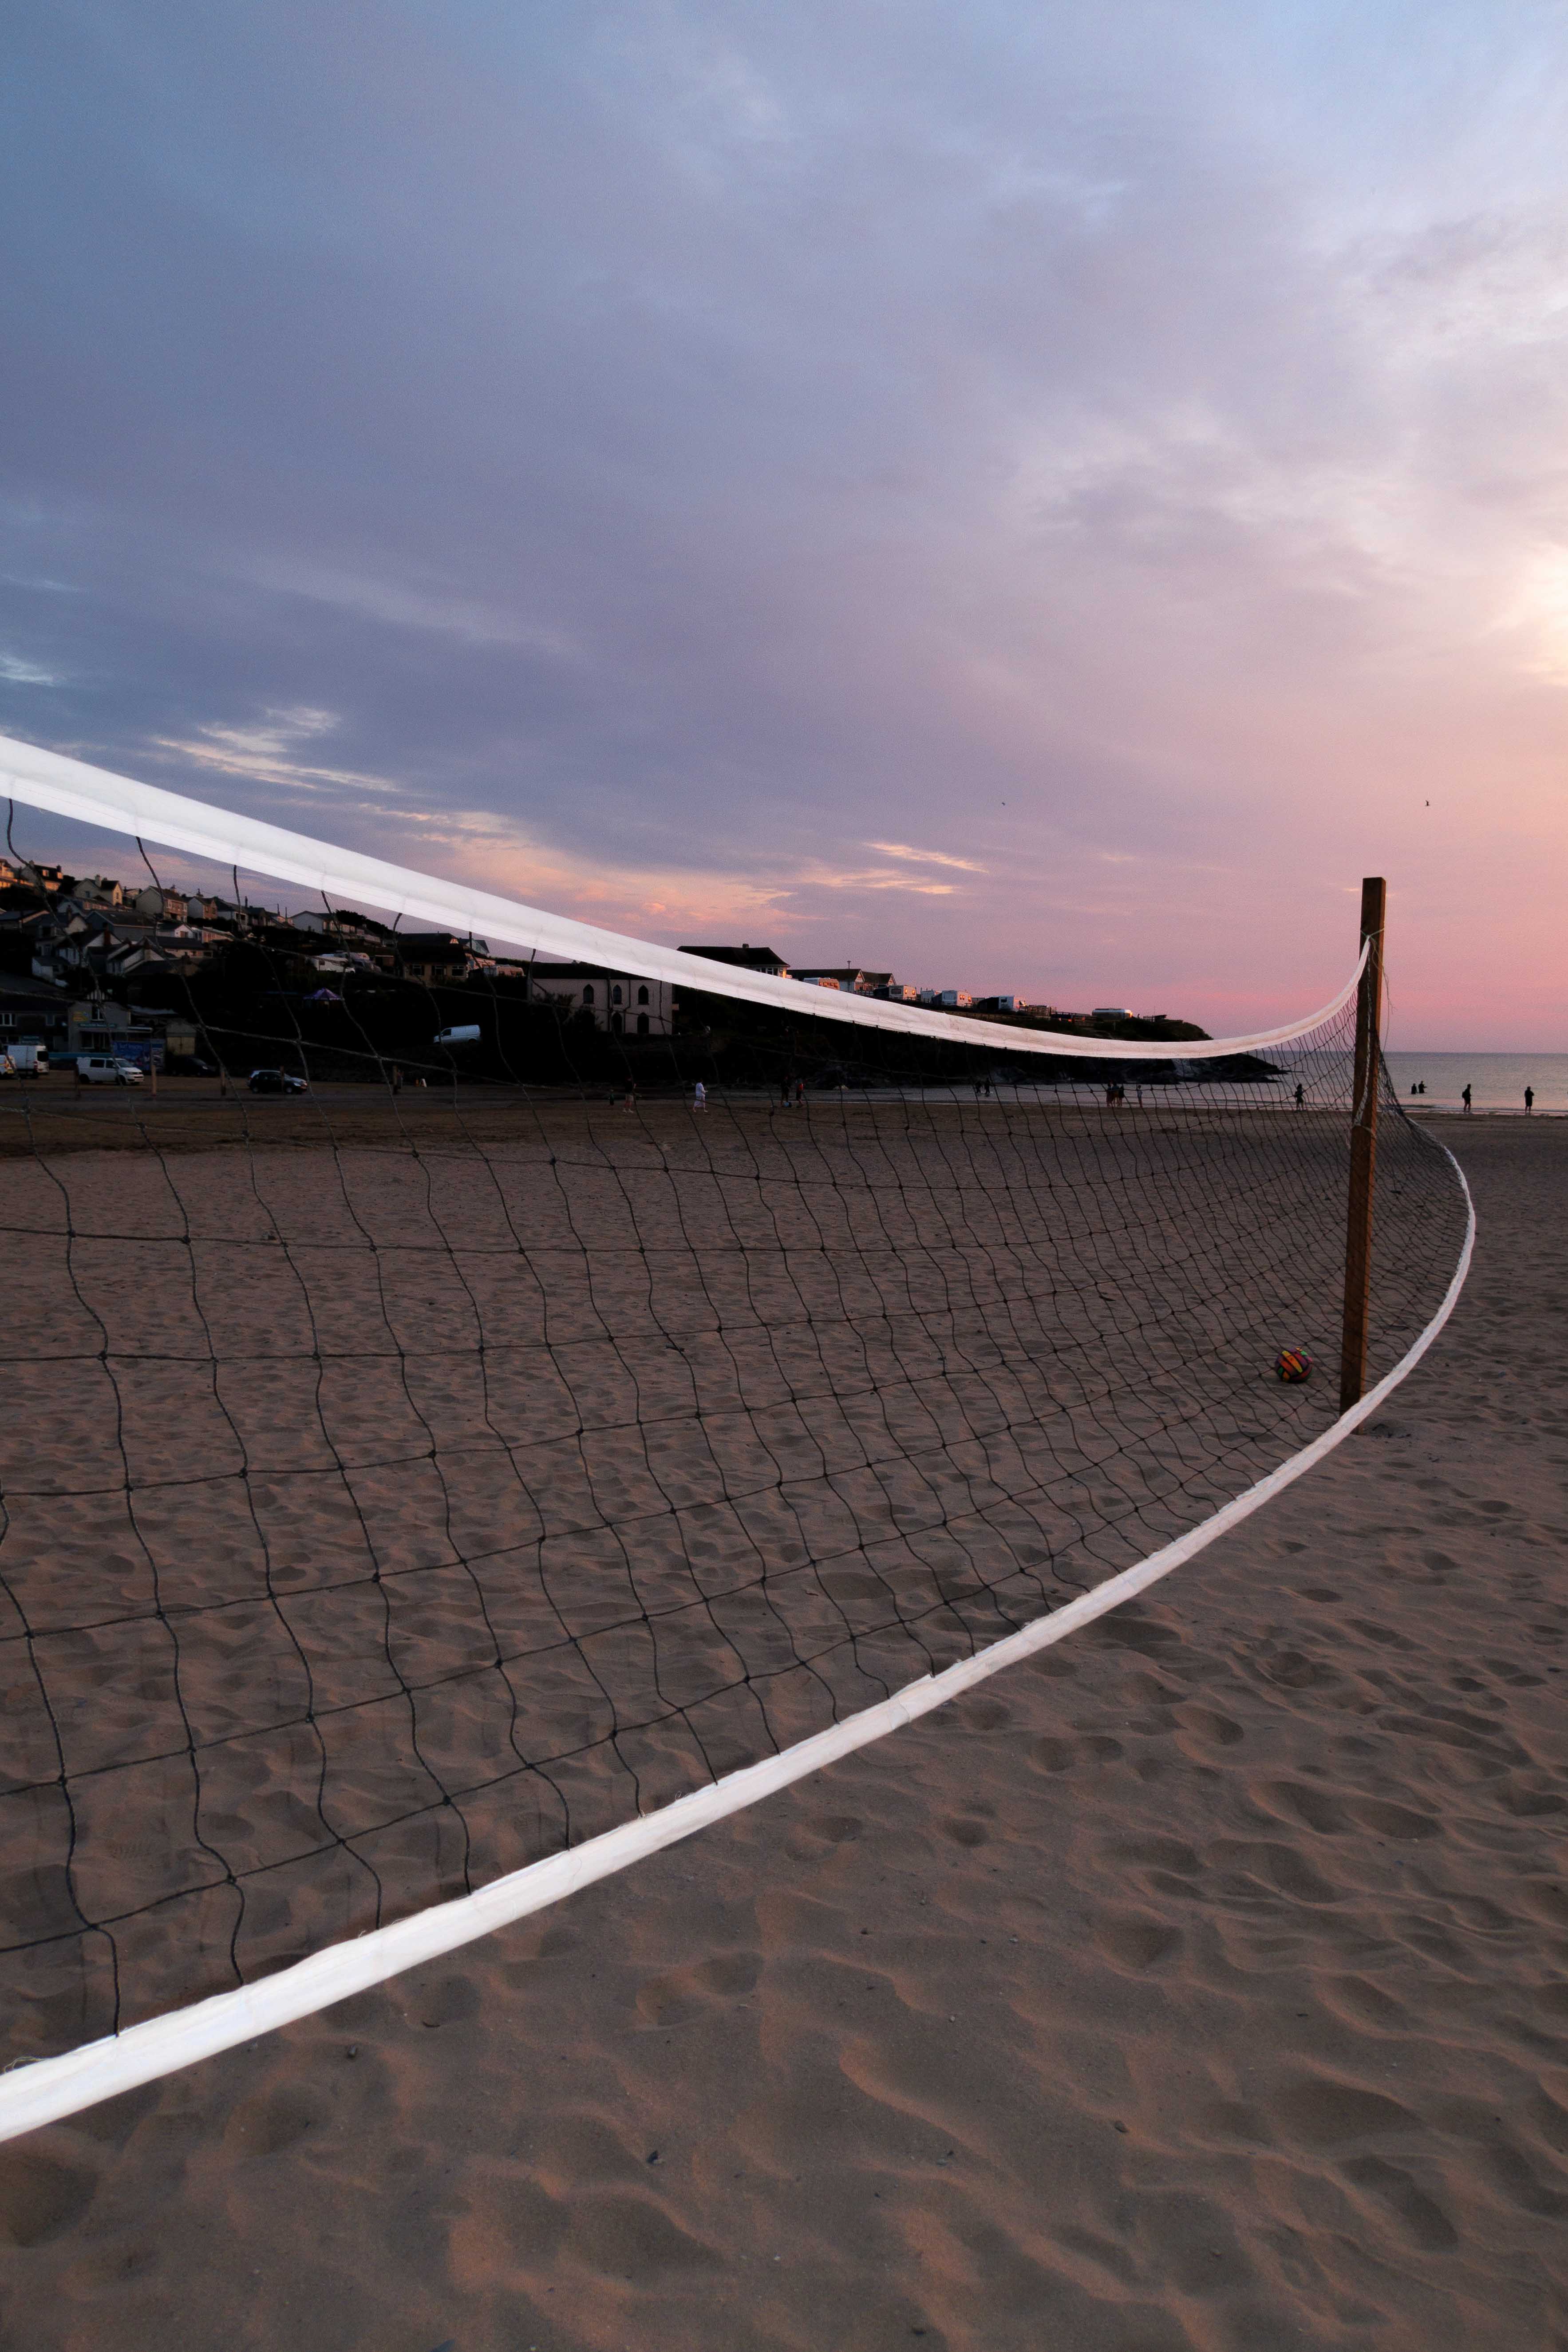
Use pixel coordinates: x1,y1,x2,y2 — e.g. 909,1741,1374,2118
1384,1052,1568,1115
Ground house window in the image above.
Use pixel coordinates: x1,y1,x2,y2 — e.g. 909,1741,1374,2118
612,984,623,1005
611,1011,623,1035
636,1013,649,1036
582,984,595,1005
636,985,649,1006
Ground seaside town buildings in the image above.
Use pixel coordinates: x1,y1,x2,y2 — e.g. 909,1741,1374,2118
0,873,688,1064
1,870,1166,1075
678,944,1042,1020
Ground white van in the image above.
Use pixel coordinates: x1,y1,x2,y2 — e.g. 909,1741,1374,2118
76,1054,143,1086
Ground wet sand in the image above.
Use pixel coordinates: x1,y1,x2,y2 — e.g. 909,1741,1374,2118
2,1117,1562,2350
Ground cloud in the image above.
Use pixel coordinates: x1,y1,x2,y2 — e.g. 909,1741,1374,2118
245,558,582,658
0,651,61,685
149,708,411,800
866,841,986,872
804,865,957,895
3,2,1568,1039
363,800,798,937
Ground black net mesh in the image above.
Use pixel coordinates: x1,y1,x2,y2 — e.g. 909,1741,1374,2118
0,943,1468,2064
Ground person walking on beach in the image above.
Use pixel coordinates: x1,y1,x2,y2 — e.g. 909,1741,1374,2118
1525,1085,1534,1115
1294,1082,1304,1109
1462,1084,1472,1114
693,1079,706,1112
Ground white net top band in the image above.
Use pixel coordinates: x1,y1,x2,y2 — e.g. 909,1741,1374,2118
0,731,1364,1062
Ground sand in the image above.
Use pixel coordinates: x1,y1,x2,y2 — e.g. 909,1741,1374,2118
1,1114,1562,2349
1,1088,1457,2052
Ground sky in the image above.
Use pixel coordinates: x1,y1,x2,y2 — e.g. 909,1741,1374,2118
3,1,1567,1045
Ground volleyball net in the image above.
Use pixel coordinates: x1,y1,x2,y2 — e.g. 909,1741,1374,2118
0,736,1472,2135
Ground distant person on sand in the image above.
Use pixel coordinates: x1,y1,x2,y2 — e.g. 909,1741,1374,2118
795,1077,806,1107
1525,1086,1534,1114
1462,1084,1472,1114
693,1079,706,1112
1294,1083,1304,1109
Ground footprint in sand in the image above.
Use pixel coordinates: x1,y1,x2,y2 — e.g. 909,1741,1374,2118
1343,2154,1458,2250
0,2148,97,2247
1485,2137,1568,2217
1323,1975,1410,2033
699,1950,762,1997
567,2191,719,2279
1094,1915,1184,1970
635,1948,762,2026
1176,1705,1244,1751
1347,1617,1419,1652
784,1811,863,1862
1272,2077,1412,2149
1029,1733,1122,1773
1257,1647,1339,1692
1521,1880,1568,1929
1347,1796,1442,1840
222,2086,328,2158
1262,1779,1350,1835
1494,1782,1567,1818
1112,1833,1204,1882
1091,1612,1184,1659
413,1975,483,2030
534,2112,664,2192
1211,1838,1341,1905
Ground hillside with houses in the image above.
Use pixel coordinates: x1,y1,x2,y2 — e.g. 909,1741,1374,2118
0,858,1205,1082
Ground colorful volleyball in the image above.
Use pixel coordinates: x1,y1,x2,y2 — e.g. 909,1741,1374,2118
1274,1348,1313,1383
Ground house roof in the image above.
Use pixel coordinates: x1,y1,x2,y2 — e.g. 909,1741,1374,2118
530,961,660,983
393,933,482,957
678,944,790,972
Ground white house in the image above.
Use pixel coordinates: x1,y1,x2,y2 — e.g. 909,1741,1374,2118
526,962,673,1037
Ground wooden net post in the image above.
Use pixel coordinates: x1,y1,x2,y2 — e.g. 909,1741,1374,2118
1339,876,1387,1412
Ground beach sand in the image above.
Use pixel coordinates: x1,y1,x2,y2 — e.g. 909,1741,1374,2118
2,1114,1563,2349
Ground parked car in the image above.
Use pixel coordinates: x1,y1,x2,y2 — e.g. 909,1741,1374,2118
77,1053,142,1086
248,1067,308,1095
